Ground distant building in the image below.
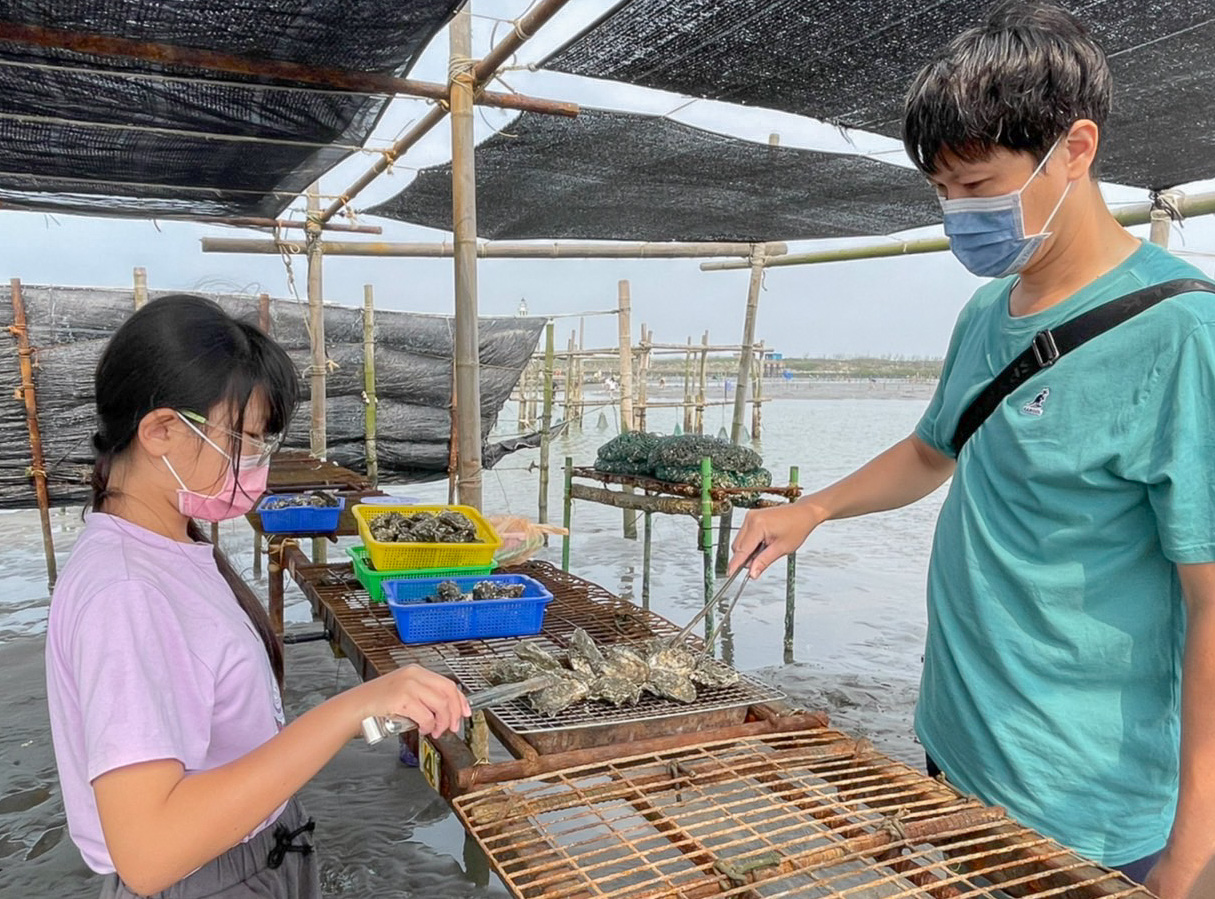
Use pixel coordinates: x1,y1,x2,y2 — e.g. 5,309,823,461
761,349,786,379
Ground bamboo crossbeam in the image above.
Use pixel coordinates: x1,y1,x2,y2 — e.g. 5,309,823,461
200,238,777,259
317,0,577,225
571,467,802,501
0,22,576,118
569,483,731,517
701,189,1215,271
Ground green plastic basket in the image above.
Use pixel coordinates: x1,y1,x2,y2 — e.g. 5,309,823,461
345,545,494,603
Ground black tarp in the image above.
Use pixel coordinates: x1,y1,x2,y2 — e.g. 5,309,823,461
366,108,942,241
543,0,1215,191
0,285,545,509
0,0,463,218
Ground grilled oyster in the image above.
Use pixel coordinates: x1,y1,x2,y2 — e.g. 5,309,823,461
530,675,591,715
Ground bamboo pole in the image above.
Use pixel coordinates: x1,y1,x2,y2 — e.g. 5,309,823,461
451,6,483,511
682,335,694,434
635,323,649,432
317,0,579,226
305,186,327,563
363,284,378,488
562,457,573,572
700,456,714,642
576,316,586,425
752,340,764,440
0,22,577,119
132,266,148,310
785,465,800,664
702,190,1215,271
9,279,57,589
201,238,786,259
695,331,709,434
562,330,575,424
258,292,271,334
1149,190,1180,247
642,510,653,610
539,321,555,528
617,281,637,539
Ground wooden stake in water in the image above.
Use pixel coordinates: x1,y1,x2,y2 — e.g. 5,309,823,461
133,266,148,310
538,321,555,529
784,465,800,664
363,284,379,488
618,281,637,539
562,456,573,572
642,510,653,610
700,455,714,641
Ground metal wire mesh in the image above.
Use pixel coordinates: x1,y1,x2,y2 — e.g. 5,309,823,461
456,728,1153,899
438,637,783,734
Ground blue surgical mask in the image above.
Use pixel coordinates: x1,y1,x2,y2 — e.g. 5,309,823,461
939,139,1072,278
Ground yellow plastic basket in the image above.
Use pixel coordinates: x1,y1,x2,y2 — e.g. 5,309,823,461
352,504,502,571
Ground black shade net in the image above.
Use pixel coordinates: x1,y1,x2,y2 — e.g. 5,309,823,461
0,0,464,218
367,108,941,241
543,0,1215,191
0,284,546,509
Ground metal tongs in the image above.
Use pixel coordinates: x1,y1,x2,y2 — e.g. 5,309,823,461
360,673,557,745
668,544,763,659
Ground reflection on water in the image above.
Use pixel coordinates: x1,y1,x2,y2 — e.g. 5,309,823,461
0,390,942,896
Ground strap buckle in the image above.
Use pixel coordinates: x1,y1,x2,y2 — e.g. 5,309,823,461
1031,329,1059,367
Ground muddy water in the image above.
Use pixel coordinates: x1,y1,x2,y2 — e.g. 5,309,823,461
0,387,942,897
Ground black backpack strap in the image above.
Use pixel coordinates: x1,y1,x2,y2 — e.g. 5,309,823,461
950,277,1215,455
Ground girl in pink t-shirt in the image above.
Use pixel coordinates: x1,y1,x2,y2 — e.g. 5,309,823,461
46,295,469,898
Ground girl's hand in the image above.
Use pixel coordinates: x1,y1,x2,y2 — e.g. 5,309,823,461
352,665,471,739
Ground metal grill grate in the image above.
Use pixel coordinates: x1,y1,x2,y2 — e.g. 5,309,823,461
455,728,1151,899
438,637,783,734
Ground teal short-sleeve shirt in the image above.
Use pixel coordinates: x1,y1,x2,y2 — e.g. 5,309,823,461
915,241,1215,865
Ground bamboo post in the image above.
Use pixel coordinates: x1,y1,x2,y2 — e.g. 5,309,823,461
576,316,586,425
1149,192,1177,247
715,246,766,573
635,323,649,432
784,465,800,664
642,510,652,610
305,186,327,563
682,336,694,434
9,279,57,589
696,331,708,435
618,280,637,539
752,340,764,440
363,284,378,488
450,5,483,511
700,456,714,641
562,456,573,572
132,267,148,310
539,321,555,528
516,363,527,432
258,292,271,334
562,330,576,423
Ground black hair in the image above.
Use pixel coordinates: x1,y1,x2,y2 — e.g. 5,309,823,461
902,0,1112,175
91,294,301,684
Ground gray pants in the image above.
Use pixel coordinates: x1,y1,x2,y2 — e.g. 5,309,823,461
98,798,321,899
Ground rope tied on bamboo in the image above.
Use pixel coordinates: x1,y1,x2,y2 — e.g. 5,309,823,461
511,17,533,40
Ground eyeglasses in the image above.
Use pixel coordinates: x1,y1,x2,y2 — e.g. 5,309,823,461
179,410,283,466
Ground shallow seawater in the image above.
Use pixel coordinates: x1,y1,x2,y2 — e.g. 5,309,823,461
0,386,944,897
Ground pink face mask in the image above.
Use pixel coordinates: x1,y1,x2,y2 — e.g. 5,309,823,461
162,415,269,522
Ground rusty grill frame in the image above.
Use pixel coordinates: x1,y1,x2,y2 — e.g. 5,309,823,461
455,727,1152,899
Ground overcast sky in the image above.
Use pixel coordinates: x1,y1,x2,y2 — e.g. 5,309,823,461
2,0,1212,358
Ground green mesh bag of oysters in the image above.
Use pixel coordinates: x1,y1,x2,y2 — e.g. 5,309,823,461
593,434,771,504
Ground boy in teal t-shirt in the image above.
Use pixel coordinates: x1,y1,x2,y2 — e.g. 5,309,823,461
730,3,1215,896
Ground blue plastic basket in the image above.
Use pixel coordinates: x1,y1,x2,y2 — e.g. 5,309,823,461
255,495,345,534
383,574,552,644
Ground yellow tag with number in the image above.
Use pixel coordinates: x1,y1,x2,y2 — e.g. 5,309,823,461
419,736,441,793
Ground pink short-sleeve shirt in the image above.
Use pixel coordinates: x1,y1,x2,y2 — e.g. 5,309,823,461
46,513,285,874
